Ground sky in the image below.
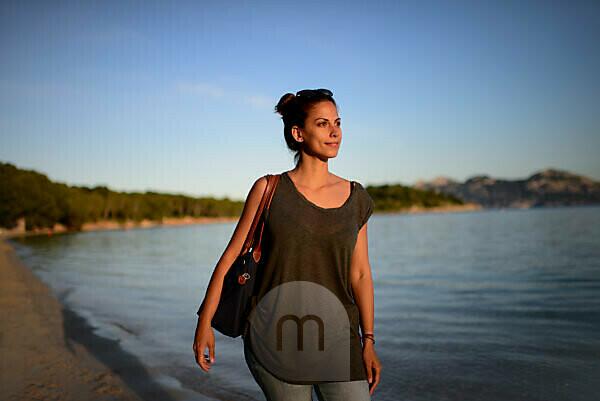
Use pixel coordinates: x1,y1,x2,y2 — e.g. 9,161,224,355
1,0,599,200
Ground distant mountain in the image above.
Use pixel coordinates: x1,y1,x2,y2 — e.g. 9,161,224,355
413,168,600,208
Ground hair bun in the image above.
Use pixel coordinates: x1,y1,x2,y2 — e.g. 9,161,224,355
274,93,296,116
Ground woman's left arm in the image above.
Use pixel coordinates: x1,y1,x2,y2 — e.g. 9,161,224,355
350,222,382,395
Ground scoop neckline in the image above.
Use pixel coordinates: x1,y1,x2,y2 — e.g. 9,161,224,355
283,171,356,211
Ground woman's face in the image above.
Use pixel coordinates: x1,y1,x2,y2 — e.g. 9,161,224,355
294,100,342,159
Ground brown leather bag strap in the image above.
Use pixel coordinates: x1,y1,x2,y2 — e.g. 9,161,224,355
252,174,280,262
240,174,278,256
241,174,271,255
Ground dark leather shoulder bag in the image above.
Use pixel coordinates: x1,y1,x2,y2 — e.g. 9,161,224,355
197,173,280,338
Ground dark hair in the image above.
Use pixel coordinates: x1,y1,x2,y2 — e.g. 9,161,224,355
274,89,337,166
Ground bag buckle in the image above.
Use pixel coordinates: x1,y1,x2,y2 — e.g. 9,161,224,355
238,272,251,285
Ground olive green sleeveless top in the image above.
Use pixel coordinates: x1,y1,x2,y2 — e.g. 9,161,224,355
243,171,375,384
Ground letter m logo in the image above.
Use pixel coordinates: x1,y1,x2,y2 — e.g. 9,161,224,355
276,314,324,351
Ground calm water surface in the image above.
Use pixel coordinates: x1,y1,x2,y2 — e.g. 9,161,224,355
10,206,600,401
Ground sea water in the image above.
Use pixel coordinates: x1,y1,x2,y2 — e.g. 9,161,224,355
10,205,600,401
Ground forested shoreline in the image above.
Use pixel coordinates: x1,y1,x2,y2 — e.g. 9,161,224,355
1,162,466,233
0,162,244,232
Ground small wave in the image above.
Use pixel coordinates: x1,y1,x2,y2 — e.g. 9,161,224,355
110,321,140,337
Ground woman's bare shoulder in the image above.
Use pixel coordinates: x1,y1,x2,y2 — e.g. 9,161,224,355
248,175,269,199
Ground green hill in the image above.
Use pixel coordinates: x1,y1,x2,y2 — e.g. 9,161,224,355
0,162,244,232
364,182,464,212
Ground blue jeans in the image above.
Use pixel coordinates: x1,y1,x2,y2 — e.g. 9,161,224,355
243,338,372,401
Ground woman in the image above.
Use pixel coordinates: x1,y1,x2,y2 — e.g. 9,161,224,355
193,88,381,401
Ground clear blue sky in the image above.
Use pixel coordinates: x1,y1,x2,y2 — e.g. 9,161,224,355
1,0,599,200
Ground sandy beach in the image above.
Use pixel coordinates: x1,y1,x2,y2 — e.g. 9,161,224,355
0,238,180,401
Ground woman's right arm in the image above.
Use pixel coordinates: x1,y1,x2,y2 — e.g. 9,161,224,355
193,175,268,371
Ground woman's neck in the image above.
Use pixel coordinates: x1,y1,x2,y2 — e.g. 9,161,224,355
288,162,332,190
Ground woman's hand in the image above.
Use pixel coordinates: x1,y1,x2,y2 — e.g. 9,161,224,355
362,341,382,395
193,317,215,372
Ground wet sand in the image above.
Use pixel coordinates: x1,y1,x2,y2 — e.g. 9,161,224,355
0,238,181,401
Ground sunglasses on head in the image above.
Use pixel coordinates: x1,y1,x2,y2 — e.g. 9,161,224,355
295,88,333,98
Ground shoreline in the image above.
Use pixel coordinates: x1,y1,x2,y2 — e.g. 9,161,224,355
0,215,240,240
0,203,481,240
0,237,186,401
